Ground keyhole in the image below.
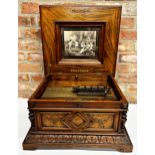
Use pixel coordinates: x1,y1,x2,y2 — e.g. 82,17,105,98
75,75,78,81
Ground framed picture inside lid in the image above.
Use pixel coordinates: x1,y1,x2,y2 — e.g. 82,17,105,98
55,22,105,64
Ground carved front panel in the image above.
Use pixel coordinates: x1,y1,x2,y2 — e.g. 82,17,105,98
37,111,119,132
41,112,68,129
87,113,114,129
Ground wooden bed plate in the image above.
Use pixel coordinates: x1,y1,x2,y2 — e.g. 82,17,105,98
22,5,133,152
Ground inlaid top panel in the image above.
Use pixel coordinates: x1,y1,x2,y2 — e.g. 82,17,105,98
40,5,122,76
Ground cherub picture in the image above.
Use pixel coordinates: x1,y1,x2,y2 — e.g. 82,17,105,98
62,28,99,59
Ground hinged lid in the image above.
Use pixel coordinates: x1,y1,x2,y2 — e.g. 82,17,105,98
40,5,121,76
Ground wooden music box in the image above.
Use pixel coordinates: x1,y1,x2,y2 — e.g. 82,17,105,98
22,5,133,152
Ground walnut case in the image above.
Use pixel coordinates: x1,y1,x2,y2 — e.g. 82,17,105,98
22,5,133,152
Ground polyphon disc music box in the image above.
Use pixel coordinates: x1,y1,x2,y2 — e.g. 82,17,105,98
22,5,133,152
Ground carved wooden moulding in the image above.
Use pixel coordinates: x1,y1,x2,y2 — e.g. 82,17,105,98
22,5,133,152
23,128,132,152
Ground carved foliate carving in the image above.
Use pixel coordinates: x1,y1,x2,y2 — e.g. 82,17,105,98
25,133,131,145
23,127,133,152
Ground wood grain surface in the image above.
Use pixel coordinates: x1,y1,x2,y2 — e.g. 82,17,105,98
40,5,121,76
22,5,133,152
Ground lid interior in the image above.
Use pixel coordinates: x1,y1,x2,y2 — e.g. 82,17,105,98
40,5,121,76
